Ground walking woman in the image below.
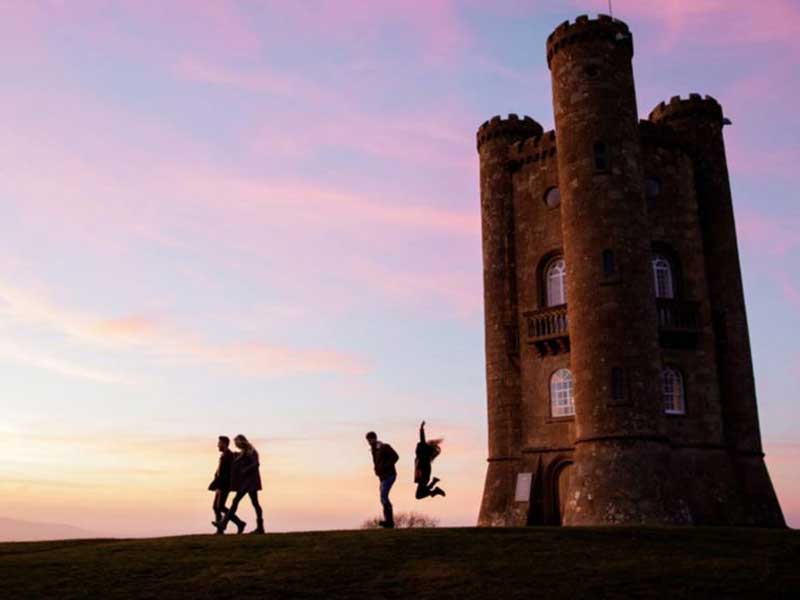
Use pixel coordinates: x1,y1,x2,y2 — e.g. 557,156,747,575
414,421,445,499
217,434,265,534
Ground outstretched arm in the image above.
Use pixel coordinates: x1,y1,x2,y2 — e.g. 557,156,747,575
419,421,426,444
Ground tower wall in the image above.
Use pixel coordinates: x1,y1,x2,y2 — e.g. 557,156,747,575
547,16,688,525
477,115,543,526
640,122,746,524
650,96,785,526
510,132,573,452
510,133,576,525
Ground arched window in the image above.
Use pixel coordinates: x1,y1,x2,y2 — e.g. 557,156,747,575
550,368,575,417
662,367,685,414
546,258,567,307
652,255,674,299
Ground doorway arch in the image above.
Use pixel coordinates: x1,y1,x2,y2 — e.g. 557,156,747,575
551,460,574,525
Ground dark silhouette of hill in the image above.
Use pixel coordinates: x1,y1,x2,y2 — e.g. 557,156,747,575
0,517,97,542
1,527,798,598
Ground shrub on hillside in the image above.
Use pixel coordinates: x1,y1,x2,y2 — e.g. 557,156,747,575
361,512,440,529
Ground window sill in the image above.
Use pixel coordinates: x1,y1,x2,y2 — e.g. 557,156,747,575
546,416,575,424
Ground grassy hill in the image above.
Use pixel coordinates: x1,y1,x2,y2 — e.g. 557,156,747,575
2,527,798,598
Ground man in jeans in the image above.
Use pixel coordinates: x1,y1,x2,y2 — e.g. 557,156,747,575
208,435,246,534
366,431,399,528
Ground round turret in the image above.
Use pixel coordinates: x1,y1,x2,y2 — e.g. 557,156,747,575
476,114,543,151
546,14,632,68
547,15,688,526
649,94,724,126
476,112,542,527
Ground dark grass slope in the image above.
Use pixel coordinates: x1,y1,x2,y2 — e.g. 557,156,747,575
2,527,799,599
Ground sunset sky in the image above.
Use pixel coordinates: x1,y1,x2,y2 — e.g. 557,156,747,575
1,0,798,539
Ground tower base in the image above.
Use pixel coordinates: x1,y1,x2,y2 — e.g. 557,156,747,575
478,459,527,527
563,439,692,526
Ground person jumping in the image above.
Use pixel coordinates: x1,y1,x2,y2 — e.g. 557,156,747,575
414,421,445,499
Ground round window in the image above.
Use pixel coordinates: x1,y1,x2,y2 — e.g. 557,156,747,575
544,187,561,208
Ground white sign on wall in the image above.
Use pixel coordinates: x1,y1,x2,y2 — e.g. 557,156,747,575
514,472,533,502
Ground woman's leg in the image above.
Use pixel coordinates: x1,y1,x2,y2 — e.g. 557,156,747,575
248,491,263,518
415,483,431,499
248,491,265,533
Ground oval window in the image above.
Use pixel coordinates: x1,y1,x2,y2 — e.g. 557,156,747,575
544,187,561,208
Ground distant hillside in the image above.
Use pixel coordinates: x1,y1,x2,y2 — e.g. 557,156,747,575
0,517,97,542
1,527,798,598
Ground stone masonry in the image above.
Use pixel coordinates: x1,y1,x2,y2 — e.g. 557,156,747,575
476,15,785,527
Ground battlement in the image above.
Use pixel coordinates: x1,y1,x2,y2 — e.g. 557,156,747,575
546,14,632,68
477,114,543,151
508,130,557,165
649,94,724,125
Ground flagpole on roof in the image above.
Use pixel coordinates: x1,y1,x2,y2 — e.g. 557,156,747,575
608,0,614,17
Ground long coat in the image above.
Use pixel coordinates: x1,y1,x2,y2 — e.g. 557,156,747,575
230,450,262,493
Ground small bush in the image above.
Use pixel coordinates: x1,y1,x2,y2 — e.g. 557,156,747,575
361,512,440,529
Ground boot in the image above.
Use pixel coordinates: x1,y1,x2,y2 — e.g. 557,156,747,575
432,487,446,497
227,512,246,534
428,477,440,489
250,518,265,534
216,516,229,535
382,505,395,529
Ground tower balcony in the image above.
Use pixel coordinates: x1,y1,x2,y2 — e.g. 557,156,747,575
657,298,701,349
524,305,570,357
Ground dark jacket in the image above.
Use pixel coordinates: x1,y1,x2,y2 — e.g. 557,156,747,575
414,442,435,484
371,442,399,480
208,448,234,491
230,450,262,493
414,427,440,483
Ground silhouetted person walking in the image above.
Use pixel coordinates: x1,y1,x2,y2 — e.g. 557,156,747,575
209,435,246,534
414,421,446,499
366,431,399,528
217,434,265,535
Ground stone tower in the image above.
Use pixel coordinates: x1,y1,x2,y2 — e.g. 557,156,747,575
476,15,785,527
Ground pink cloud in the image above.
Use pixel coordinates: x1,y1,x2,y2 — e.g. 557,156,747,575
580,0,800,54
173,57,333,103
735,211,800,308
736,211,800,258
270,0,472,66
0,280,366,379
0,341,125,384
173,57,476,169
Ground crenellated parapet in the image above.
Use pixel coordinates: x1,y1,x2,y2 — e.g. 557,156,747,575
546,14,632,68
649,94,724,126
476,114,543,151
508,130,557,166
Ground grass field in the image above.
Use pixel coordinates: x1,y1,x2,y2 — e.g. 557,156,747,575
2,527,798,598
